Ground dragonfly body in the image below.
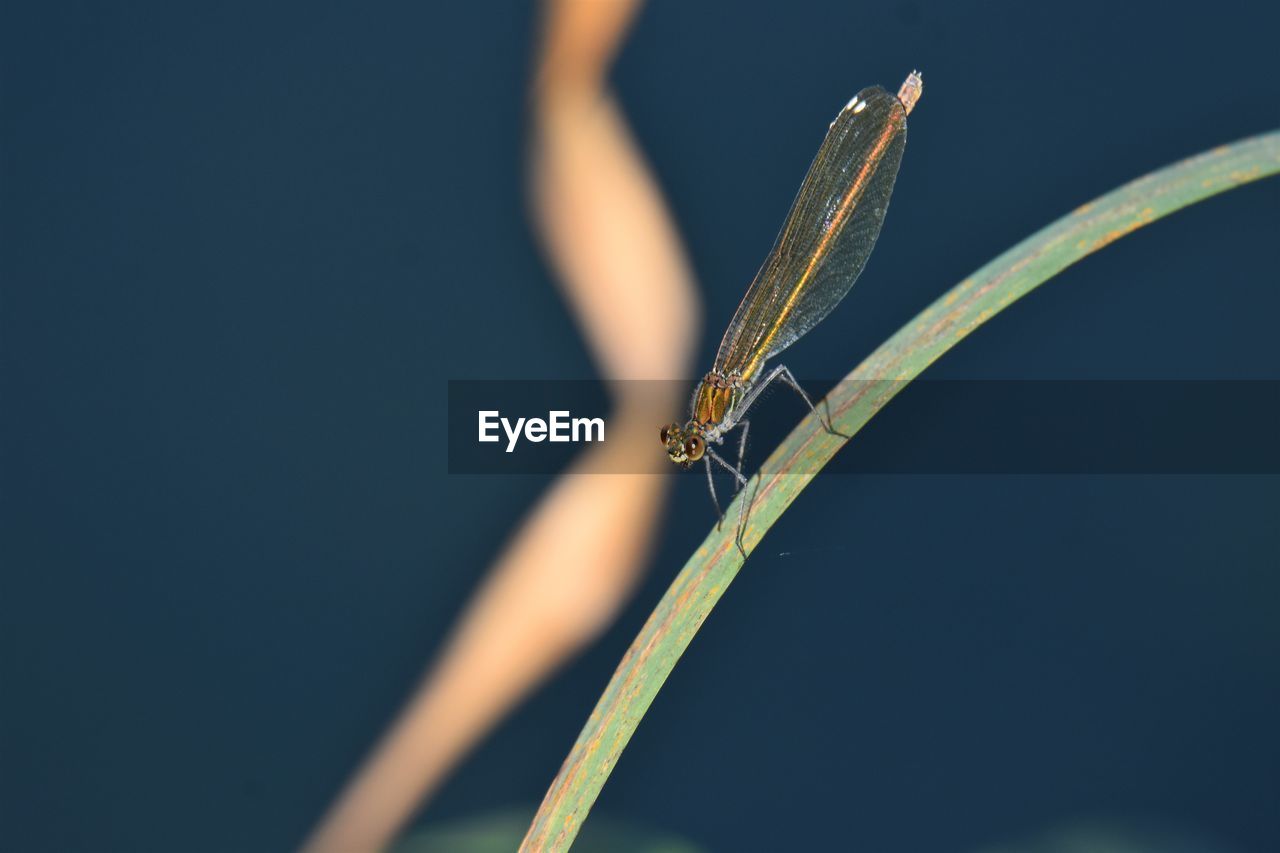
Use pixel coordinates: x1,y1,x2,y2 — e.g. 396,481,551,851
692,371,741,434
663,370,742,465
662,72,923,540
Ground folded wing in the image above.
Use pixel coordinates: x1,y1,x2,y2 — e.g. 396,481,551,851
714,86,908,380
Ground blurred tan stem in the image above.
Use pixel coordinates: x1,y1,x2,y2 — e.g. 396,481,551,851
302,1,698,850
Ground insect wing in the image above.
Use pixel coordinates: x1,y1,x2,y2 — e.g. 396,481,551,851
713,86,908,379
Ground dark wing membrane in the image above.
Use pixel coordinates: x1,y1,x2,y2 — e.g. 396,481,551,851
713,86,907,380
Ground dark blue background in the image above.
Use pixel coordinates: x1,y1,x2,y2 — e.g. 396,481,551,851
3,2,1278,851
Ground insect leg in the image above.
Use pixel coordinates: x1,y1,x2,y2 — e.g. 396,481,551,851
710,420,752,502
703,454,725,530
738,364,848,437
706,445,750,557
735,419,750,476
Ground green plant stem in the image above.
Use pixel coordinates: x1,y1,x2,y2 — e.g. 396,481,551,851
520,131,1280,852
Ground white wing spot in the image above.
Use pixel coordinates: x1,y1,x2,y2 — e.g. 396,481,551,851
853,99,868,114
844,95,859,112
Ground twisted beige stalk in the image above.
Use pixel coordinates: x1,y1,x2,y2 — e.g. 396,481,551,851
301,1,698,850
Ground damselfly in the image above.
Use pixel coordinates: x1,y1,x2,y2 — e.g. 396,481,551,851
661,71,923,547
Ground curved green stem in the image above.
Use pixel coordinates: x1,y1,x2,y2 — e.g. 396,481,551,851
520,131,1280,852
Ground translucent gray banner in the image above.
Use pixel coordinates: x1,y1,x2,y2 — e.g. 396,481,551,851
447,380,1280,475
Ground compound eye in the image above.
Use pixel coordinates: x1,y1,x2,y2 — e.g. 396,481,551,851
683,434,705,462
660,423,677,445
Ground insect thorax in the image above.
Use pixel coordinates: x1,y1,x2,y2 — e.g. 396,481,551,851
690,370,749,439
